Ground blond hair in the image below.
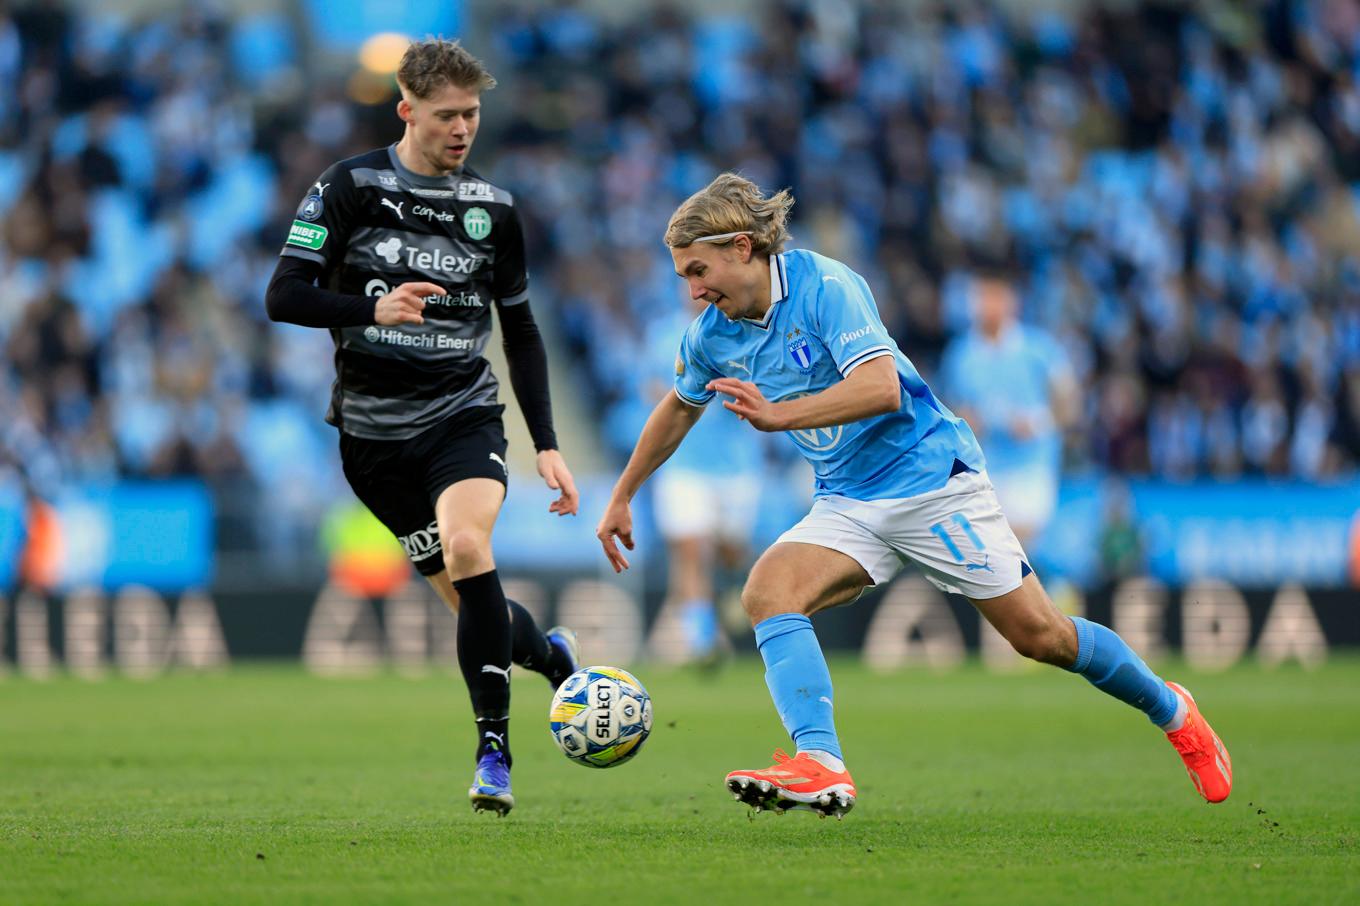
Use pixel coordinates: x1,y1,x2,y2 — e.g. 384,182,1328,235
664,173,794,255
397,38,496,100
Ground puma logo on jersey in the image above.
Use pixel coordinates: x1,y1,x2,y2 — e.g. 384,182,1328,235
312,181,330,197
481,664,511,681
489,452,508,476
381,198,404,219
727,359,750,374
822,274,842,284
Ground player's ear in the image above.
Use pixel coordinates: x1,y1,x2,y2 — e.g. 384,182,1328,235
397,97,414,124
733,233,753,263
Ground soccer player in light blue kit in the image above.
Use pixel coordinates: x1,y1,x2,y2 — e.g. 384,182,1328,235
596,174,1232,818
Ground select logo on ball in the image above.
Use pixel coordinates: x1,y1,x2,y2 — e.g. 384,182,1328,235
549,666,652,768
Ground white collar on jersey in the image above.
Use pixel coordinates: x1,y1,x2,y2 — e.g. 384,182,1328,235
741,253,788,329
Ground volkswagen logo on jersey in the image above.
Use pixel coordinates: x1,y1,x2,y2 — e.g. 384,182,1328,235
792,422,843,451
786,328,816,374
298,194,324,221
782,390,843,450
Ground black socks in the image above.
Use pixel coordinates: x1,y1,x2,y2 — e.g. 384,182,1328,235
453,569,513,765
507,599,575,689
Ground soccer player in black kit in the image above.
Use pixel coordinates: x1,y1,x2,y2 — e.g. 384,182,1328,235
265,39,580,816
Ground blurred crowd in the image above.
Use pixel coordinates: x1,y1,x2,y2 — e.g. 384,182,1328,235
492,0,1360,481
2,0,1360,558
0,3,363,557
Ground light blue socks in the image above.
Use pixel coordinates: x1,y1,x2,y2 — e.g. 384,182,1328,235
1066,616,1180,727
754,613,842,759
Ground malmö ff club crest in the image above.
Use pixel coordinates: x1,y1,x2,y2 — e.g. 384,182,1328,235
787,328,815,374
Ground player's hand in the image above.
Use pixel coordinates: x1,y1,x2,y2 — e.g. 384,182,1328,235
374,282,445,326
536,449,579,516
707,378,782,431
596,497,635,573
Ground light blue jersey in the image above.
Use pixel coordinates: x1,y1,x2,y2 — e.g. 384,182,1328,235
939,324,1070,475
674,250,983,501
648,310,763,476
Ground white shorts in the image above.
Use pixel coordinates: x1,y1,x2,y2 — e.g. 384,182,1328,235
988,465,1058,537
775,469,1029,600
653,469,760,543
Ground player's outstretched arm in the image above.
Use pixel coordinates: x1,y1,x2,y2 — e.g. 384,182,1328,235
708,355,900,432
596,392,703,572
495,301,577,515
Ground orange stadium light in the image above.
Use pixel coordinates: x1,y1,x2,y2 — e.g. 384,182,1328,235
357,32,410,76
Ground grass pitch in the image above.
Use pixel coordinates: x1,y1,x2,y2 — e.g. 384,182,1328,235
2,658,1358,905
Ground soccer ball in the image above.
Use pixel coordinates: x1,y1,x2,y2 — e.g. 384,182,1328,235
548,666,653,768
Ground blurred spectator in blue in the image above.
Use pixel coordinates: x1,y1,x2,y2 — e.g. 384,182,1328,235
940,269,1078,547
635,291,765,664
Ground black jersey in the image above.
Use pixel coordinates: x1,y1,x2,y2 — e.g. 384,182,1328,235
279,145,529,440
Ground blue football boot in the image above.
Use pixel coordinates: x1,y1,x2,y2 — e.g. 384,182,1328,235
545,625,580,688
468,749,514,816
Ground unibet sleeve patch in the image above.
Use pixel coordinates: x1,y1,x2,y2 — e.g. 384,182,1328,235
287,220,329,251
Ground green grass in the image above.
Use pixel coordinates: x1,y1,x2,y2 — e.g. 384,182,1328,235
2,658,1358,904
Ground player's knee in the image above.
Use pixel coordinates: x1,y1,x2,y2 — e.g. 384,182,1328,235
740,582,809,625
1007,617,1074,665
739,585,770,623
739,582,783,625
442,529,492,576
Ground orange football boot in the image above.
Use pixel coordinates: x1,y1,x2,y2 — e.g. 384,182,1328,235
1165,682,1232,803
725,749,857,818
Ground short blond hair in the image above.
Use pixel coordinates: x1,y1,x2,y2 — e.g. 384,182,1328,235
664,173,794,255
397,38,496,99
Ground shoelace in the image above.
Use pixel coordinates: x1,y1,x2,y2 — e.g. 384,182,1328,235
768,748,833,777
1169,722,1210,764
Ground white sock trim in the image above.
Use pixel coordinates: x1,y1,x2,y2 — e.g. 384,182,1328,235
1159,689,1188,733
800,749,846,773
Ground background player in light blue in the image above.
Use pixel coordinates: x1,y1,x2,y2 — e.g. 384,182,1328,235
940,272,1082,668
939,272,1079,549
596,173,1233,818
643,293,763,664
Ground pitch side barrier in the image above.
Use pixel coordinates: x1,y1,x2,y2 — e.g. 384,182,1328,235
0,574,1354,678
4,475,1355,592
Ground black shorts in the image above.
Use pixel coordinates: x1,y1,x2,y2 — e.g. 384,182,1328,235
339,405,508,576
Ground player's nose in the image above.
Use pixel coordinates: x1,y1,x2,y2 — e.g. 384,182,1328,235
688,279,707,300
